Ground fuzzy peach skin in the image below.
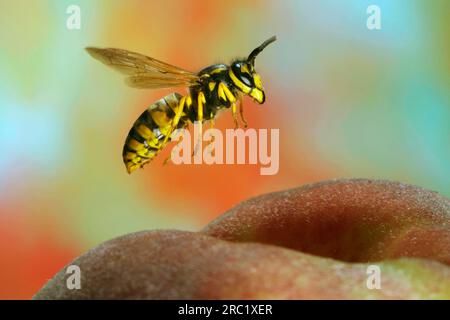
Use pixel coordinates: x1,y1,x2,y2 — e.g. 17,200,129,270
203,179,450,265
34,179,450,299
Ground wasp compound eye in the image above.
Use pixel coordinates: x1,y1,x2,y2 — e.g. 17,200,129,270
240,73,253,87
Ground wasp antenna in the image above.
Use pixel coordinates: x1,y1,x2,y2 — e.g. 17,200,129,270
247,35,277,66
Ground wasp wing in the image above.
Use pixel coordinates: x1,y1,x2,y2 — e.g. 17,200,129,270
85,47,200,89
125,74,196,89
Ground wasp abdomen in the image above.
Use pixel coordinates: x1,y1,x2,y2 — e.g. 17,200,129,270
123,92,187,174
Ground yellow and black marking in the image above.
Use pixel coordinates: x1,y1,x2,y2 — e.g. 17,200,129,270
123,93,188,173
86,36,276,174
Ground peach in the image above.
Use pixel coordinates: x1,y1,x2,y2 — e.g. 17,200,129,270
203,179,450,265
34,179,450,299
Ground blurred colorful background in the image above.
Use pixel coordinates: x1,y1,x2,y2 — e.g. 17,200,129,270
0,0,449,299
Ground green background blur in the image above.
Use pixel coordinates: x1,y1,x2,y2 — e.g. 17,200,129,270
0,0,448,299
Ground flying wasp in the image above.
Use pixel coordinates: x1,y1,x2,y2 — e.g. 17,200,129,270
85,36,276,174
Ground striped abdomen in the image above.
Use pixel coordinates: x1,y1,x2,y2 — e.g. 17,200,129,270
123,92,188,174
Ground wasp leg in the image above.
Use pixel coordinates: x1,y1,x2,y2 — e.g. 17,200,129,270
163,132,184,166
219,82,239,129
163,154,171,166
192,92,206,158
239,96,248,128
192,125,202,158
163,96,186,146
207,119,216,157
231,103,239,129
203,117,216,154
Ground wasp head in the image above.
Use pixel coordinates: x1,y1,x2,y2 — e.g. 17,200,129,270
229,36,276,104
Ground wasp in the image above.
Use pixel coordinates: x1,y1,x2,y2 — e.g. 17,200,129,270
86,36,276,174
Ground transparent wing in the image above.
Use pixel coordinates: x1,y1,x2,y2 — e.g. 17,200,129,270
125,74,195,89
85,47,200,89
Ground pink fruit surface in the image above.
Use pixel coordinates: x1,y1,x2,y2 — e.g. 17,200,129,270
203,179,450,265
34,179,450,299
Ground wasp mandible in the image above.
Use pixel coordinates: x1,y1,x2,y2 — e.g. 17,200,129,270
86,36,276,174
